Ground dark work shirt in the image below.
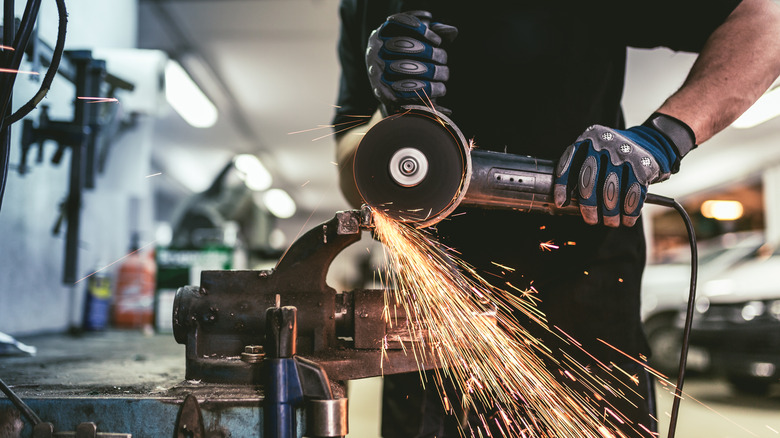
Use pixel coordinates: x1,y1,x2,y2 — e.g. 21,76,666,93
334,0,740,360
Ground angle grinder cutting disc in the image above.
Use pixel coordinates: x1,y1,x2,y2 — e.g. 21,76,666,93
353,107,471,227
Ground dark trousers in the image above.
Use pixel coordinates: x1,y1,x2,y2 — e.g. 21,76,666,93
381,361,657,438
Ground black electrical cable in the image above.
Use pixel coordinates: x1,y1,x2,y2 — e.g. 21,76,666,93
0,0,67,430
0,0,42,115
0,0,67,213
647,193,698,438
4,0,67,126
0,0,42,212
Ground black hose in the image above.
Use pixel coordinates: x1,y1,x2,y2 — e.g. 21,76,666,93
4,0,67,126
0,0,67,430
0,0,42,212
646,193,698,438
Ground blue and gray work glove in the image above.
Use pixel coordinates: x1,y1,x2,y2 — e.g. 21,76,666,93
554,113,697,227
366,10,458,114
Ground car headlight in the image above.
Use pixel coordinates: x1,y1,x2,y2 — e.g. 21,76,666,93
695,297,710,314
741,301,765,322
769,300,780,321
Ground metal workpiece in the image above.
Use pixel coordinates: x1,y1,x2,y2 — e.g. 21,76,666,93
306,399,348,438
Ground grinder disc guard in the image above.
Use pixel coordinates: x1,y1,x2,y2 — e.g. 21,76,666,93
353,108,470,227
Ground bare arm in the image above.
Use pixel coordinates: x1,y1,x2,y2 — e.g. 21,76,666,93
658,0,780,144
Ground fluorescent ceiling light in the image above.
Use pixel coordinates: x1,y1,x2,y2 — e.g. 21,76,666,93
732,86,780,129
263,189,297,219
165,59,218,128
234,154,272,191
700,200,743,221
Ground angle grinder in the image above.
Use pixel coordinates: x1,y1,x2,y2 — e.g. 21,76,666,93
353,105,580,228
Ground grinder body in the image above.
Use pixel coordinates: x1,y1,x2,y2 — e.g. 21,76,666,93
353,106,577,227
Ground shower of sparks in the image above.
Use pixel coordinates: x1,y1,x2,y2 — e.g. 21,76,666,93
371,210,645,437
0,68,39,76
77,96,119,103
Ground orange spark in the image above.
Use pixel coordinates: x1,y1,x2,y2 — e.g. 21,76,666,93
78,96,118,103
491,261,516,272
0,68,39,76
539,240,559,251
74,240,157,284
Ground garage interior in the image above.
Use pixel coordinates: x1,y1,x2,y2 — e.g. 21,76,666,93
1,1,780,437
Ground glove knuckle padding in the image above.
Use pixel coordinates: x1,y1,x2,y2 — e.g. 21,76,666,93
385,13,443,46
578,154,598,202
385,36,426,55
389,60,427,75
603,171,620,212
391,79,425,93
577,125,666,185
624,182,643,216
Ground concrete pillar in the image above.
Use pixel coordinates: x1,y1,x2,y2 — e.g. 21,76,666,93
762,165,780,245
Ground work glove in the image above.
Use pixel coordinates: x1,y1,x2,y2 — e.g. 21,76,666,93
554,113,696,227
366,10,457,114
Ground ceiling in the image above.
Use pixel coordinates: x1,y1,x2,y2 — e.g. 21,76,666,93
135,0,780,240
137,0,347,234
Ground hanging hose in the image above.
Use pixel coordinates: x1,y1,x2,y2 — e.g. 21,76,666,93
0,0,67,212
0,0,67,431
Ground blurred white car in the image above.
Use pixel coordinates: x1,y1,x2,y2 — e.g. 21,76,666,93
641,232,765,375
689,241,780,395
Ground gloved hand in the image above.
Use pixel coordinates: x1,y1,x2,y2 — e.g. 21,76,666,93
366,11,457,114
554,113,696,227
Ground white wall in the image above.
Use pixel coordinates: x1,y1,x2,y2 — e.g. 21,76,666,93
0,0,153,335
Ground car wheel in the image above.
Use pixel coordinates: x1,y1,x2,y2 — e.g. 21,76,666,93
727,375,771,396
645,313,683,376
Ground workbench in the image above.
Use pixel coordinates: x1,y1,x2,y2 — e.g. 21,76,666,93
0,329,269,437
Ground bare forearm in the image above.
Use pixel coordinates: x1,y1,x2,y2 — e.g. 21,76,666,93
657,0,780,144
